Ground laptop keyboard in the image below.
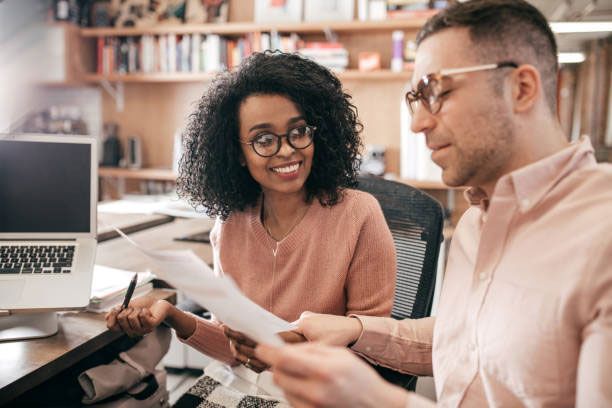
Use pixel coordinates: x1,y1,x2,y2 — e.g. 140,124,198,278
0,244,75,275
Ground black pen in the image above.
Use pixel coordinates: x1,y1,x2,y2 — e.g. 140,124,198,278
121,273,138,311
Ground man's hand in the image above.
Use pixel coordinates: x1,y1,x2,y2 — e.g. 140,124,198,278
105,296,171,337
223,326,306,373
296,311,363,346
256,342,408,408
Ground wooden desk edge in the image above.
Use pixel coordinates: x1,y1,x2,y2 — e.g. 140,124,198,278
0,289,176,405
97,214,174,242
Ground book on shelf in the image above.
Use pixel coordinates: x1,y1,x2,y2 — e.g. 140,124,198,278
298,42,349,71
93,31,305,77
386,0,447,19
88,265,156,312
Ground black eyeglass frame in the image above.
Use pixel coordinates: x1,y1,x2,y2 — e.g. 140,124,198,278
240,125,317,158
405,61,519,115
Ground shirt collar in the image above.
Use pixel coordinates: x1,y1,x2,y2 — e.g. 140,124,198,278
465,136,597,212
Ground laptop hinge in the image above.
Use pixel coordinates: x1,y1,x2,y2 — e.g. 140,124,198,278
0,310,11,317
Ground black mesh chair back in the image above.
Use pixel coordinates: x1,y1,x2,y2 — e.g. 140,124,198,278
355,175,445,389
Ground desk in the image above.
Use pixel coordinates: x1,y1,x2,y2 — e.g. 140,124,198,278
0,289,176,405
96,217,215,272
97,211,174,242
0,216,214,404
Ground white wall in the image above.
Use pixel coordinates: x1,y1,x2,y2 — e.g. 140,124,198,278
0,0,49,132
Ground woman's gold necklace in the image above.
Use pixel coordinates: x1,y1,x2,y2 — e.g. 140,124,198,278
263,203,310,241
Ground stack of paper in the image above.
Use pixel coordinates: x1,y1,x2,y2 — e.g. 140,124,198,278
88,265,155,312
112,227,295,346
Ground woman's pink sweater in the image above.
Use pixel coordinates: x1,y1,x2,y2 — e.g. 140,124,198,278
181,189,396,363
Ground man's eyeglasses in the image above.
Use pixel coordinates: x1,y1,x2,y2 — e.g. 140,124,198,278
405,61,518,115
241,125,316,157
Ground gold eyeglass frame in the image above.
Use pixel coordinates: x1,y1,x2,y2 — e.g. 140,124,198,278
405,61,518,115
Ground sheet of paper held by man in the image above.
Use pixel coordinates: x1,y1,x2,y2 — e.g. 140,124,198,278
112,226,294,346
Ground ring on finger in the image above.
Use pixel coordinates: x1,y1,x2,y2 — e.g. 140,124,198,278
245,357,252,369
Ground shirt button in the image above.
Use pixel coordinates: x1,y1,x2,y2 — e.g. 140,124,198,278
521,198,530,209
479,272,487,281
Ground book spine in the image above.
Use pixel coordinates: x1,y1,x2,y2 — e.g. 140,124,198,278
97,36,104,74
168,34,177,73
191,33,201,73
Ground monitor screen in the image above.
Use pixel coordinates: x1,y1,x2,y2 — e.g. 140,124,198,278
0,140,91,233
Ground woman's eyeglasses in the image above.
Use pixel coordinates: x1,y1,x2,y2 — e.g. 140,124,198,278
241,125,316,157
405,61,518,115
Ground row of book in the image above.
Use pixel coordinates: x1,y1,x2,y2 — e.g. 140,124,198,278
96,33,349,75
359,0,448,21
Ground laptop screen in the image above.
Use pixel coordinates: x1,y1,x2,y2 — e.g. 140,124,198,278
0,140,91,233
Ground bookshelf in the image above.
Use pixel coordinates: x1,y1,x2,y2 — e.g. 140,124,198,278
83,70,412,83
44,0,466,226
79,12,422,177
80,19,427,37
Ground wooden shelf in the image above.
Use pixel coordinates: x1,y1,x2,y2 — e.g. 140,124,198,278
84,73,214,83
83,69,412,83
81,19,427,37
99,167,177,181
339,70,412,80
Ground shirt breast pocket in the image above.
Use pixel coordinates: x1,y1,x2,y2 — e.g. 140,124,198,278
479,281,561,398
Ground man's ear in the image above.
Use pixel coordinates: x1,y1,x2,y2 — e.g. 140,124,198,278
511,64,541,113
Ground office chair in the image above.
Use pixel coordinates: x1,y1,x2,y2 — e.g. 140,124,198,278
355,175,445,391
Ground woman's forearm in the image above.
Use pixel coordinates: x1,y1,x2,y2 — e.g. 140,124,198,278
163,302,197,339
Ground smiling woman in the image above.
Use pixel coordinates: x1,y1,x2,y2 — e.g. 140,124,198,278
179,51,365,220
105,51,397,405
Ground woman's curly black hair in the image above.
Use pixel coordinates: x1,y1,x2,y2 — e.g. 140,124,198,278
177,51,363,220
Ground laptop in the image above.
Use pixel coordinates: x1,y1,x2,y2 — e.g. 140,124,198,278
0,134,97,312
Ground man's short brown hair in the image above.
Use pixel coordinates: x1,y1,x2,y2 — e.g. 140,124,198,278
417,0,558,113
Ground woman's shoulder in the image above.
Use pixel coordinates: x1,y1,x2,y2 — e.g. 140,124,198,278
340,188,381,211
321,188,382,219
213,204,259,233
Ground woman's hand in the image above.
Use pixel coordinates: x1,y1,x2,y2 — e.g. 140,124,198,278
105,296,171,337
223,326,306,373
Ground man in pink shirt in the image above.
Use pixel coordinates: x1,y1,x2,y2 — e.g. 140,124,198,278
255,0,612,406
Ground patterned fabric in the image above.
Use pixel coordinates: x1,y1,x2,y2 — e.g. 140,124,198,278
173,376,290,408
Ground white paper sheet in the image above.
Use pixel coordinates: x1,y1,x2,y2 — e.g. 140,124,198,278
112,227,293,346
98,195,210,219
90,265,154,300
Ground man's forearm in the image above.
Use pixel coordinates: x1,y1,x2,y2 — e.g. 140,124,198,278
351,316,435,376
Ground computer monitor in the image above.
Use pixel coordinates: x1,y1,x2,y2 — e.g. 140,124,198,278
0,134,97,341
